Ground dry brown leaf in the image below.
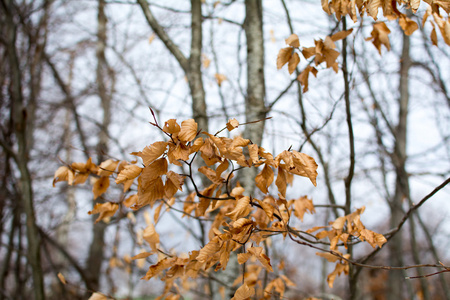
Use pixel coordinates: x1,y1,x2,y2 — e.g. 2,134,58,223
288,52,300,74
368,0,381,20
331,29,354,41
226,118,239,131
178,119,198,142
88,292,111,300
138,141,168,166
53,166,74,187
367,22,391,54
275,166,287,197
285,33,300,47
92,176,110,200
226,196,251,221
293,196,315,221
115,164,142,184
399,16,418,36
143,221,159,251
123,194,138,208
215,73,227,86
316,251,342,263
277,47,293,69
197,236,222,263
88,202,119,223
57,272,67,285
97,159,118,177
162,119,181,135
255,164,274,194
231,283,255,300
137,176,165,207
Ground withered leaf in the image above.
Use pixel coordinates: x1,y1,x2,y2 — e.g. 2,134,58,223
138,141,168,166
288,52,300,74
293,196,315,221
143,221,160,252
115,164,142,184
53,166,74,187
178,119,198,142
93,176,110,200
285,33,300,48
226,118,239,131
162,119,181,135
97,159,118,177
366,22,391,54
331,29,353,41
226,196,251,221
197,236,222,263
88,202,119,223
277,47,293,69
231,283,255,300
255,164,274,194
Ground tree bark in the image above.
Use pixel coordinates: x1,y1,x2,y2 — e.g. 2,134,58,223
242,0,266,195
387,27,411,300
86,0,111,292
137,0,208,133
1,1,45,299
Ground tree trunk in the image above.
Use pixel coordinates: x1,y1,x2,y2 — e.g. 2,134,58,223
1,1,45,299
86,0,111,291
242,0,266,195
387,27,411,300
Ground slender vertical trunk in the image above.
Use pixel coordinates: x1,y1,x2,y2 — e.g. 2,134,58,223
137,0,208,133
188,0,208,133
242,0,266,194
1,0,45,298
86,0,110,291
387,27,411,300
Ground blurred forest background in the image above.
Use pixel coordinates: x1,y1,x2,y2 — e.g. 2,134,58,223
1,0,449,299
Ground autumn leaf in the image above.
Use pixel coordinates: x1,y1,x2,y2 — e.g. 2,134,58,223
285,33,300,47
366,22,391,54
248,246,273,272
97,159,118,177
197,236,222,263
399,16,418,36
288,52,300,74
293,196,315,221
275,166,287,197
226,118,239,131
131,251,154,260
277,47,292,69
123,194,138,208
93,176,110,199
57,273,67,285
162,119,181,135
138,176,164,208
115,164,142,184
226,196,252,221
165,171,185,199
53,166,74,187
331,29,353,41
368,0,381,20
141,158,167,182
88,292,111,300
137,141,168,166
255,164,274,194
88,202,119,223
215,73,227,86
178,119,198,142
231,283,255,300
316,252,341,263
143,221,160,251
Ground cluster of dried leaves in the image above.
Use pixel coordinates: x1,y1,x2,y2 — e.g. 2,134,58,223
54,116,387,299
277,1,450,93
